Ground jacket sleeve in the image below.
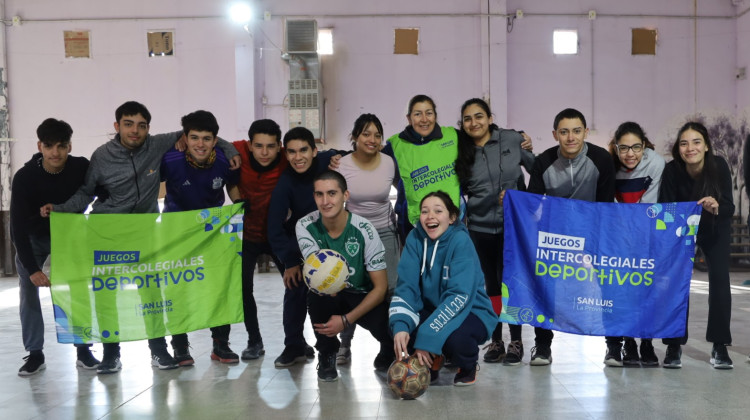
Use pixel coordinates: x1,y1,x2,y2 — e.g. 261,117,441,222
55,156,99,213
10,173,41,273
267,177,302,269
216,137,239,159
295,212,320,260
520,148,536,173
389,230,424,336
527,156,547,195
413,234,482,354
149,130,184,156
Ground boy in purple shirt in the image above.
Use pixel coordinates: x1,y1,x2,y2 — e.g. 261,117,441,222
160,110,241,365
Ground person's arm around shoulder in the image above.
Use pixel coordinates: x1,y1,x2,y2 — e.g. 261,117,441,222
44,155,100,215
215,137,241,169
527,152,548,195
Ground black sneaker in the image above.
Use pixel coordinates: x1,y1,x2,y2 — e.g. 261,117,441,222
76,348,101,370
710,343,733,369
210,340,239,364
530,346,552,366
503,340,524,366
18,352,45,377
622,339,640,366
241,341,265,360
373,352,395,372
483,340,506,363
151,349,179,370
305,344,315,359
604,344,623,367
639,340,659,366
317,352,338,382
274,346,307,367
453,364,479,386
97,355,122,374
173,344,194,366
663,345,682,369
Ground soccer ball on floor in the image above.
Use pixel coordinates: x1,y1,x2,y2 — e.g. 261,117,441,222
387,355,430,400
303,249,350,296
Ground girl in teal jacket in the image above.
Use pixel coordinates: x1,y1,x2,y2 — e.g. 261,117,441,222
389,191,496,386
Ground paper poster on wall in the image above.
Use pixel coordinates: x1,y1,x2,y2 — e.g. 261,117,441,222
148,31,174,57
64,30,91,58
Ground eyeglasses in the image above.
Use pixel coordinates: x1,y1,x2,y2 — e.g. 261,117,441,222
616,144,644,154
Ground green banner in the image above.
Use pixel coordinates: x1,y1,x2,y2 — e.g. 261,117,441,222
50,204,244,344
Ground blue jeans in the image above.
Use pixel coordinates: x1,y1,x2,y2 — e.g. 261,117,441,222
17,236,89,352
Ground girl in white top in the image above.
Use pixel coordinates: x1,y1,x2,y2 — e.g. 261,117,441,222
335,113,401,365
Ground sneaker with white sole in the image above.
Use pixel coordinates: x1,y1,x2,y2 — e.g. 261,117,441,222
710,343,733,369
151,350,179,370
18,352,46,377
97,355,122,374
530,346,552,366
76,348,101,370
604,344,623,367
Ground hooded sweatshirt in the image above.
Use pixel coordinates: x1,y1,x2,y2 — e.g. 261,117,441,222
57,131,239,214
614,147,665,204
389,220,496,354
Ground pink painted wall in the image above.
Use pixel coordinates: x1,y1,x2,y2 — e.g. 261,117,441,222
506,0,737,152
3,0,745,174
738,6,750,116
4,0,254,172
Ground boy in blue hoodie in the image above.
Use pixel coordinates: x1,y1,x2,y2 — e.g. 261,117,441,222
389,191,496,386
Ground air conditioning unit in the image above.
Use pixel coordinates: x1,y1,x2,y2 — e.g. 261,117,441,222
288,79,321,138
285,19,323,140
285,20,317,54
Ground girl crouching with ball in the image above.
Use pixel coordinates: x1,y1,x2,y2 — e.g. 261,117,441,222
389,191,496,386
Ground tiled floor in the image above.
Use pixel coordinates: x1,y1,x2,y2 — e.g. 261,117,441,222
2,269,750,419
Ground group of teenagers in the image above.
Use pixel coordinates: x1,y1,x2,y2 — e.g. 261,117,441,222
11,93,736,388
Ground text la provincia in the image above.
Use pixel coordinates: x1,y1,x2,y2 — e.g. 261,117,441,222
535,231,655,287
90,254,205,292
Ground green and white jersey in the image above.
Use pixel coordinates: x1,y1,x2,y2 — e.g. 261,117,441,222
296,211,386,292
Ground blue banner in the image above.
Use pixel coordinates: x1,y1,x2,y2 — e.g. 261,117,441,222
500,190,701,338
